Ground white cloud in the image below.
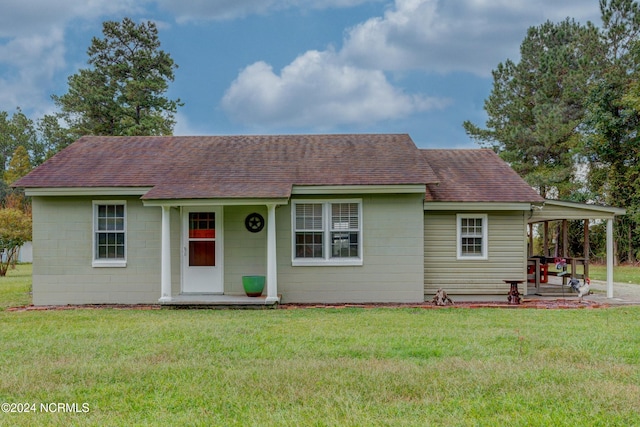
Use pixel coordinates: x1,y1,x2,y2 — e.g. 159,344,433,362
0,0,142,113
340,0,602,76
0,29,67,112
221,49,449,128
0,30,64,69
172,111,201,135
0,0,141,37
220,0,602,129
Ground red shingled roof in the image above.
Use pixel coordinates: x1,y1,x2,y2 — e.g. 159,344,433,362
15,134,438,199
422,149,544,203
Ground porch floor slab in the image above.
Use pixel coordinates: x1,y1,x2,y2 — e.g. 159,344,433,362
527,276,579,297
160,294,281,307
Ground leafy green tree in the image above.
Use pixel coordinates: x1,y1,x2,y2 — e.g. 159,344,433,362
36,114,76,159
0,208,31,276
582,0,640,263
463,19,601,199
3,146,31,186
52,17,181,137
0,108,42,203
0,108,38,174
463,1,640,262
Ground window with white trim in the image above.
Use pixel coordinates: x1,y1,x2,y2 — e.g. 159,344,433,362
457,214,488,260
293,200,362,266
93,201,127,267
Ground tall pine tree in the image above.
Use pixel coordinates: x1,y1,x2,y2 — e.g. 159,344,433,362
583,0,640,262
464,19,601,199
53,18,181,137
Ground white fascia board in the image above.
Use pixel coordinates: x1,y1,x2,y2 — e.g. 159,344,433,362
543,199,626,216
25,187,153,197
142,198,290,207
291,184,426,195
424,202,533,211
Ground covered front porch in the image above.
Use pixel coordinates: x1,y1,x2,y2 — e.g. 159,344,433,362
143,199,286,306
527,200,626,298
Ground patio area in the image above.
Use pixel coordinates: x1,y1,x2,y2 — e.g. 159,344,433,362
525,275,640,305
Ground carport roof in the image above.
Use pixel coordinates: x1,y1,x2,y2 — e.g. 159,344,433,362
529,200,626,222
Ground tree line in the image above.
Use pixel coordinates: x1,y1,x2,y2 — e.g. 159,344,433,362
464,0,640,264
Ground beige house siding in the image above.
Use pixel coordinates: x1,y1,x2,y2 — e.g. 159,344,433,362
31,194,424,305
223,205,268,295
424,211,527,296
32,196,162,305
277,194,425,303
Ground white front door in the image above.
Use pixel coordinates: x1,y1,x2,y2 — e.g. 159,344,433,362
182,207,223,293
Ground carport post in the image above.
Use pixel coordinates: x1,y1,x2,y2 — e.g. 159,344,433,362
607,218,614,298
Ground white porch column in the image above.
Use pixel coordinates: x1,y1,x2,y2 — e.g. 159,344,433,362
265,203,279,303
606,218,614,299
159,205,172,302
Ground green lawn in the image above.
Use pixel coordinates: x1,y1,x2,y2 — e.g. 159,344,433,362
589,263,640,284
1,266,639,426
0,264,32,311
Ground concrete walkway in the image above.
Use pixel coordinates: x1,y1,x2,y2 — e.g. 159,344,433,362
524,276,640,306
588,280,640,305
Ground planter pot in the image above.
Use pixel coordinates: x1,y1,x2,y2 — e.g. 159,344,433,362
242,275,265,297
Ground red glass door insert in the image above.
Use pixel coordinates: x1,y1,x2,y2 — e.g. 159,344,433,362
189,212,216,266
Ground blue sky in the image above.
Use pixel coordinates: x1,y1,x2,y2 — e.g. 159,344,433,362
0,0,602,148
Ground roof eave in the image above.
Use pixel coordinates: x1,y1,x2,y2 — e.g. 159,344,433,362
291,184,427,195
424,201,537,211
24,187,153,197
142,198,291,207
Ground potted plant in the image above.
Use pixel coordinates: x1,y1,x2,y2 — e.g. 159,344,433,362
242,275,265,297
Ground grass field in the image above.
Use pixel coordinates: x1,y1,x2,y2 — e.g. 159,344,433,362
1,265,639,426
588,263,640,284
0,264,31,311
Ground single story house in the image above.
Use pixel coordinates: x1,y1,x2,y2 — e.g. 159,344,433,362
13,134,624,306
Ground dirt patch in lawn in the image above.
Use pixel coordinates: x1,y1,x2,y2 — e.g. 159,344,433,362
6,297,636,312
280,299,612,310
6,304,162,312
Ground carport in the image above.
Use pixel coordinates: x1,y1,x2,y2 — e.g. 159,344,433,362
527,200,626,298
